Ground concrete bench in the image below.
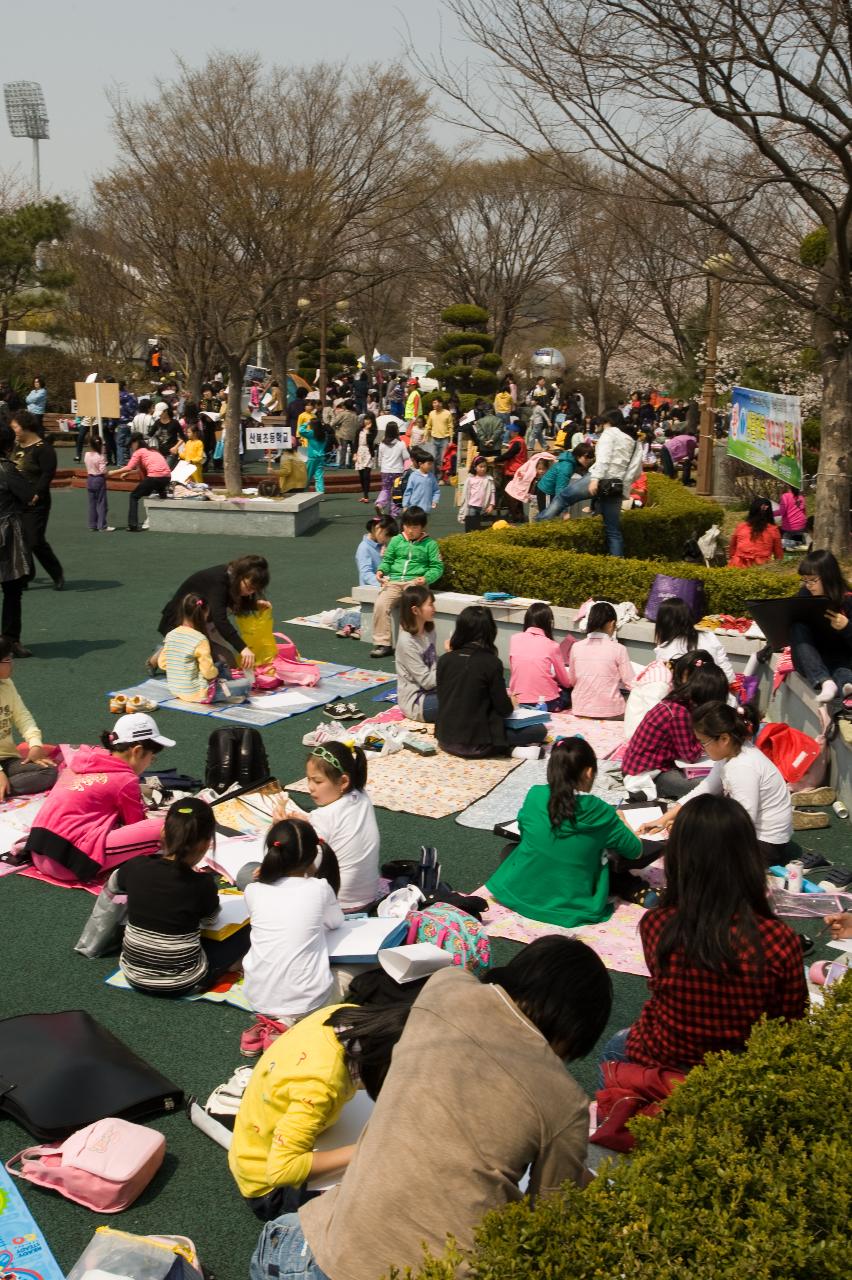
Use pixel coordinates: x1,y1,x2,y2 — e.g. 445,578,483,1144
767,668,852,810
144,493,323,537
352,586,763,672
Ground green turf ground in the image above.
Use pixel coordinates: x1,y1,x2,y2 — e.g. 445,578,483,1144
0,486,847,1278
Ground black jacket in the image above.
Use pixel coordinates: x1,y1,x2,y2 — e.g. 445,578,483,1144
14,439,57,506
436,645,513,753
159,563,252,653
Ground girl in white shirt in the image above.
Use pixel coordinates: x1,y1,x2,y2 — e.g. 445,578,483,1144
307,743,381,911
653,597,736,684
375,422,410,517
242,818,344,1025
641,700,792,864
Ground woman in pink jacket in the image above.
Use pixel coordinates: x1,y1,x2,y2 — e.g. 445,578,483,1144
509,602,572,710
25,712,174,883
568,601,635,717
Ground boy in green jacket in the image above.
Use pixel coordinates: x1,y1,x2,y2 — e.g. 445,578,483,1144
369,507,443,657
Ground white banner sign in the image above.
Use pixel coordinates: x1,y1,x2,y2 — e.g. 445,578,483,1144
246,424,292,451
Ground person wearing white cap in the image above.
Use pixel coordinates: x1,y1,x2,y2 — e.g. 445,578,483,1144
24,712,175,884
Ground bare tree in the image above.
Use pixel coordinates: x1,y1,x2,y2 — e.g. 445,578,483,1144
441,0,852,553
49,220,148,363
410,155,570,357
97,55,430,491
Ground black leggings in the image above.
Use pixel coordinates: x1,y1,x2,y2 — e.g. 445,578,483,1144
359,467,371,498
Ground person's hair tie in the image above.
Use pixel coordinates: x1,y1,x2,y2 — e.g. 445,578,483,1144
177,806,193,814
108,731,118,743
694,658,703,667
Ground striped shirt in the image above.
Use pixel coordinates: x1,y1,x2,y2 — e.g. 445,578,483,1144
160,625,218,701
116,856,220,994
120,923,208,992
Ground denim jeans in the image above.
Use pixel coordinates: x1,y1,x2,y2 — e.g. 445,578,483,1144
116,424,132,466
421,690,439,723
428,436,449,472
598,1026,633,1087
790,621,852,695
250,1213,329,1280
598,495,625,557
535,485,589,522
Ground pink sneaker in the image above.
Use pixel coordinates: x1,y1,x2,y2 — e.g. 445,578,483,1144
240,1015,289,1057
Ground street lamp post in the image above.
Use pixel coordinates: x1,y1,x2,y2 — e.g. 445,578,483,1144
696,253,734,496
298,293,347,416
3,82,49,198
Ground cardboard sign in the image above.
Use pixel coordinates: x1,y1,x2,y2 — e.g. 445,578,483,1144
246,423,292,451
74,381,120,419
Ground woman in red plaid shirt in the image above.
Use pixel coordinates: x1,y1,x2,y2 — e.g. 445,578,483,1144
600,795,807,1072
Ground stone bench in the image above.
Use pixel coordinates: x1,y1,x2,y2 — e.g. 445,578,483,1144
144,493,323,537
767,668,852,810
352,586,763,672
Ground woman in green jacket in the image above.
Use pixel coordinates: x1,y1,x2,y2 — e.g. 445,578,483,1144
487,738,642,927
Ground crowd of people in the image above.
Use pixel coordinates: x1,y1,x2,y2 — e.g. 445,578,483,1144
0,357,846,1280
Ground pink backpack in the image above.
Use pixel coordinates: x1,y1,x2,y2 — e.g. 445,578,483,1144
271,633,320,687
404,904,491,975
6,1117,165,1213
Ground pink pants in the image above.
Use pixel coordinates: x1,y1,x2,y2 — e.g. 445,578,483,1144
32,816,165,883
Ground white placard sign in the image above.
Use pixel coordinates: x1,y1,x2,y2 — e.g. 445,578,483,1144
245,424,292,451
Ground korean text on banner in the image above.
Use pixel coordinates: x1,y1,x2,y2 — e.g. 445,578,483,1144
246,424,293,451
727,385,802,487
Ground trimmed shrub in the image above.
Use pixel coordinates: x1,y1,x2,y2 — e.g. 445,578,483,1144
478,352,503,371
398,980,852,1280
440,303,489,328
438,476,798,615
434,332,494,355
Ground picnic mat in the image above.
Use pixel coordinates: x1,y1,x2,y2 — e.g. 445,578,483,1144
112,665,395,726
106,967,253,1011
549,711,627,760
456,759,628,830
289,750,522,819
476,888,650,977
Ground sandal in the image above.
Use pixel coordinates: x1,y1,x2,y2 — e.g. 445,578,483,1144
109,694,127,715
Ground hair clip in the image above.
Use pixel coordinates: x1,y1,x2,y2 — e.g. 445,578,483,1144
311,745,342,772
176,806,193,814
694,659,703,667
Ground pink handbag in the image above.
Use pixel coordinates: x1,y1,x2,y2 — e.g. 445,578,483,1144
6,1116,165,1213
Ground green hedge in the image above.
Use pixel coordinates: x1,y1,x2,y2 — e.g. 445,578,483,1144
399,980,852,1280
439,475,799,615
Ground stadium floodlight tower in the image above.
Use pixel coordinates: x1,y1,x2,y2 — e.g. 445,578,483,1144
4,81,49,197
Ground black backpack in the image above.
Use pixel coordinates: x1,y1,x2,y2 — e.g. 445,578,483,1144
205,727,271,793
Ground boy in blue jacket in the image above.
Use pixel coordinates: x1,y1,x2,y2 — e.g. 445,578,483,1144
402,449,440,511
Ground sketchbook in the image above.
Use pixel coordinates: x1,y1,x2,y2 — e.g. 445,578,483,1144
326,917,409,964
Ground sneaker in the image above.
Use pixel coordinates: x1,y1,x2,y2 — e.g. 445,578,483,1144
791,787,836,807
792,810,830,830
102,525,116,533
511,744,544,760
239,1021,265,1058
800,850,831,871
370,645,394,658
109,694,128,715
141,520,150,530
816,679,838,703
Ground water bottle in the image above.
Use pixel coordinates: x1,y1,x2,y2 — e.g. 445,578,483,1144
536,698,548,714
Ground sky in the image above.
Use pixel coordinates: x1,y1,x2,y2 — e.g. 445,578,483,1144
0,0,471,202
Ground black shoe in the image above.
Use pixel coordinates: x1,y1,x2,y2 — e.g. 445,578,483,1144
53,577,65,591
127,525,141,532
370,645,394,658
10,642,32,658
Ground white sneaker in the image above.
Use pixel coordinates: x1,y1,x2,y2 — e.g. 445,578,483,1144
816,679,838,703
141,520,150,530
511,745,543,760
102,526,116,533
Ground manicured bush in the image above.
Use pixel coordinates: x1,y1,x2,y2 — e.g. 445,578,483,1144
478,352,503,372
438,476,799,615
440,303,489,328
398,980,852,1280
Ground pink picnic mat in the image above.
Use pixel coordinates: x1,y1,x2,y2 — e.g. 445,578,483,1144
475,887,650,977
548,712,626,760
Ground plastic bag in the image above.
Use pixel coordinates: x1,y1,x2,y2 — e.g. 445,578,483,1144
756,722,825,786
644,574,706,623
234,607,278,665
74,870,127,958
66,1227,204,1280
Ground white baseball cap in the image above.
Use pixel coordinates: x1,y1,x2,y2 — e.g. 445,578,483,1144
112,712,175,749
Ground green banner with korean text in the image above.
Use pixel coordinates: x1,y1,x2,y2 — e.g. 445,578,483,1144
727,385,802,487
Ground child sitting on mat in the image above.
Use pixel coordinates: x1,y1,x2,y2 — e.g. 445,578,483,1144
600,795,807,1074
159,593,253,703
0,636,57,799
395,585,438,723
567,601,635,718
508,601,571,711
229,1000,415,1222
621,651,729,800
117,797,250,995
486,737,642,928
305,742,381,911
24,712,173,883
241,818,344,1030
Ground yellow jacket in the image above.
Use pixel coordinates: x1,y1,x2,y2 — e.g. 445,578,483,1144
0,676,42,761
228,1004,356,1197
178,438,204,482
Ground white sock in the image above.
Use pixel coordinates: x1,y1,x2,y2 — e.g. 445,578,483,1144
816,679,838,703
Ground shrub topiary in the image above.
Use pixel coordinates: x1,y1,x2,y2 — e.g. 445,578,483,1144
478,352,503,371
438,476,798,615
398,979,852,1280
440,303,489,328
434,332,494,355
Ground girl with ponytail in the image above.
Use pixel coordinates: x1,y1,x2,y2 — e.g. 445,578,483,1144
486,737,643,927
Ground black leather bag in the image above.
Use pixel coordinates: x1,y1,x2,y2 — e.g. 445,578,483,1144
0,1010,184,1140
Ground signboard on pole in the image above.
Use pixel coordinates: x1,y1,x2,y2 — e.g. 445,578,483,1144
245,421,292,452
74,381,120,421
727,385,802,487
